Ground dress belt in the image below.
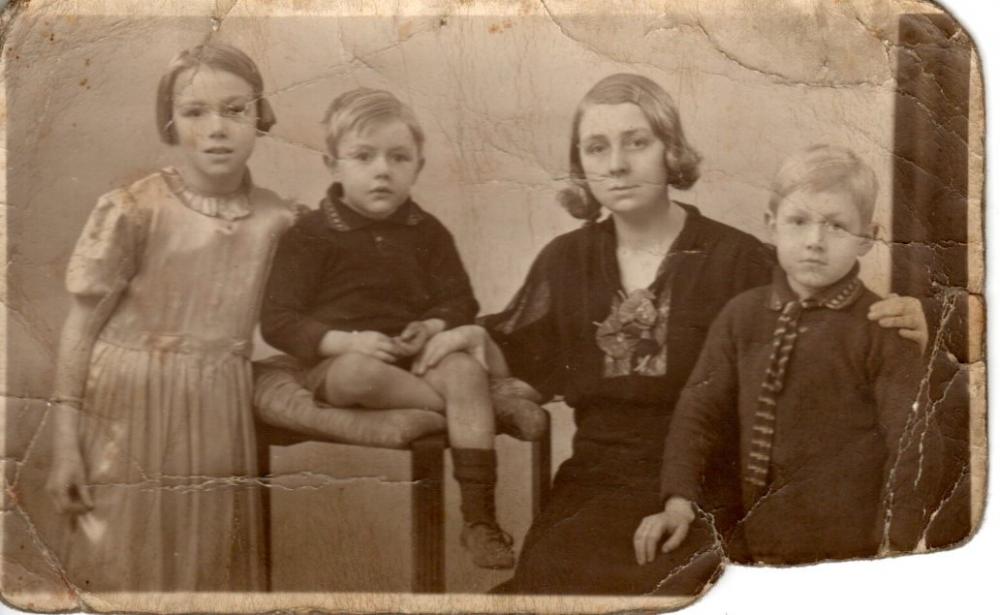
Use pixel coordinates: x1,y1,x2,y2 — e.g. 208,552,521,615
99,329,252,358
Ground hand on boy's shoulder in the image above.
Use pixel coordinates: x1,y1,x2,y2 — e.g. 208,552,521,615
866,293,928,353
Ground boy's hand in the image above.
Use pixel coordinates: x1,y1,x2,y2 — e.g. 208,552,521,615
633,496,695,565
868,294,928,352
346,331,403,363
395,319,445,358
412,325,488,375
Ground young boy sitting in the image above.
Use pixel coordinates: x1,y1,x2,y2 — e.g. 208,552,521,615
634,145,942,565
260,88,514,569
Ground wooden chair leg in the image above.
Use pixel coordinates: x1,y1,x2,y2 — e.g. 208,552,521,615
530,412,552,518
410,434,446,593
257,434,273,592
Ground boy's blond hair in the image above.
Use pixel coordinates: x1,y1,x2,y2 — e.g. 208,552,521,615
769,145,879,224
321,88,425,159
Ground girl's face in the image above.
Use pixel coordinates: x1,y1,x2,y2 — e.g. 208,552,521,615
172,67,258,191
577,103,670,217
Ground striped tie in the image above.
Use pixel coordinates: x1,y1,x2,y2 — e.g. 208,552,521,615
745,272,864,507
744,298,816,507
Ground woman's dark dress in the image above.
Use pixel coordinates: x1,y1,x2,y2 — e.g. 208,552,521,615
483,203,773,595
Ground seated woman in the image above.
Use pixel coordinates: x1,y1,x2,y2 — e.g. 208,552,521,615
413,73,928,595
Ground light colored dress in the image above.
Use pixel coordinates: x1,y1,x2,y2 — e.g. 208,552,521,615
61,169,297,591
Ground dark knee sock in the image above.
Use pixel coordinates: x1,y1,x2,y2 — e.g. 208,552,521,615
452,448,498,527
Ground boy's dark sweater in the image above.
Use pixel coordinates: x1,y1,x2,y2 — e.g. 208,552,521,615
260,192,478,365
660,268,942,564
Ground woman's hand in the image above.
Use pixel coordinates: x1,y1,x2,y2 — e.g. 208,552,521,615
412,325,488,375
633,496,695,565
45,446,93,516
868,294,928,352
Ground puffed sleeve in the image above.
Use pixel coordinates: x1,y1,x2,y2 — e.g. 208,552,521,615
66,189,146,298
52,189,147,405
479,240,564,398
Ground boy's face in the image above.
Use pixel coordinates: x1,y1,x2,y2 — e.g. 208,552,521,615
766,189,873,299
327,119,422,219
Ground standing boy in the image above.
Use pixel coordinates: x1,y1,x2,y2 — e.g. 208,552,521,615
634,145,942,565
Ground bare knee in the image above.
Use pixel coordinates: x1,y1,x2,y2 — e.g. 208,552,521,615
323,353,388,403
427,352,488,393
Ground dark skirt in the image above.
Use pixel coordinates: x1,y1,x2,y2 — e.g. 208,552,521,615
495,437,725,596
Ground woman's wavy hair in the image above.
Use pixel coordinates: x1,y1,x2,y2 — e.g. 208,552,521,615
558,73,702,222
156,43,276,144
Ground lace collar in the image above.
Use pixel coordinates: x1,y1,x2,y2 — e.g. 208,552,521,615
162,167,253,221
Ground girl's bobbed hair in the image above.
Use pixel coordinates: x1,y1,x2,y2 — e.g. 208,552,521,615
559,73,702,222
156,43,276,144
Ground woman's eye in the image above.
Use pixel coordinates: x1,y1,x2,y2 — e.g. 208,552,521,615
225,104,248,116
353,151,373,162
788,216,806,226
178,107,203,118
627,137,649,149
584,143,606,155
392,153,412,163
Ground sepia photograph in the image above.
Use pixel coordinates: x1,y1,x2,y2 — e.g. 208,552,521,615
0,0,988,612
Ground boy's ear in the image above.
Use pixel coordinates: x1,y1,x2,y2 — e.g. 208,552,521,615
858,222,877,256
323,152,338,176
763,210,777,241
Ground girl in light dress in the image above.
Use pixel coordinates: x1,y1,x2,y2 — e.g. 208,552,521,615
45,43,298,591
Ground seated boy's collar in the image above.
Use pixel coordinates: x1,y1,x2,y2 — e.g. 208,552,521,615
767,262,864,311
321,183,425,232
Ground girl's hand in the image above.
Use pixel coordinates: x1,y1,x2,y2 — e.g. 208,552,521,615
346,331,403,363
45,447,93,516
412,325,487,375
633,496,695,565
868,294,928,352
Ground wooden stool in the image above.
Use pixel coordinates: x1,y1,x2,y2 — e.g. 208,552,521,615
255,415,551,593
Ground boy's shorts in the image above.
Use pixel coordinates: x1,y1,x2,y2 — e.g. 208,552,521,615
303,355,417,397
